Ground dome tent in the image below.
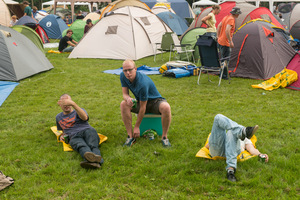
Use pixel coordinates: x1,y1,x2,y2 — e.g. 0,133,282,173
39,14,68,39
69,6,173,60
0,25,53,81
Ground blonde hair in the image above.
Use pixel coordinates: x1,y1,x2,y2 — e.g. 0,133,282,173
212,5,221,10
123,59,136,68
12,15,17,19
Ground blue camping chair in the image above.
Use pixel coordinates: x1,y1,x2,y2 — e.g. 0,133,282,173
196,35,230,86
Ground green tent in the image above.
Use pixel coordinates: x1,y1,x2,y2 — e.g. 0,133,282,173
12,25,44,53
180,27,206,63
62,19,99,42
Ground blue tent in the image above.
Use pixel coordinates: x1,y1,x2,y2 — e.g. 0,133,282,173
15,16,37,29
141,0,193,18
0,81,19,107
39,14,68,39
157,12,188,35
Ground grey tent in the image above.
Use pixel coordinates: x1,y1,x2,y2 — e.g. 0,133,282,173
228,21,296,79
0,25,53,81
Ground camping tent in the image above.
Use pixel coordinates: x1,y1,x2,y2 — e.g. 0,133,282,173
228,21,296,79
61,19,99,42
289,4,300,40
4,0,23,19
188,1,283,33
180,27,206,62
39,14,69,39
69,6,173,60
15,16,38,29
35,11,49,22
286,53,300,91
83,12,100,21
0,0,11,27
151,5,175,14
141,0,194,18
157,12,188,35
12,25,44,52
100,0,150,18
192,0,217,8
0,25,53,81
36,25,50,43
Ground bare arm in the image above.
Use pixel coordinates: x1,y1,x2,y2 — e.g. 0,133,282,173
133,100,147,138
246,143,269,162
122,87,133,107
57,99,88,121
216,22,222,38
67,40,76,47
201,15,211,26
225,24,234,48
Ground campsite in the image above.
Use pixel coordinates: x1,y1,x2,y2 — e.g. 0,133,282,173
0,0,300,199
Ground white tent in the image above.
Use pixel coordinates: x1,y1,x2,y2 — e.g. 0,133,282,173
3,0,18,4
192,0,217,9
0,0,11,27
69,6,175,60
42,0,98,11
151,5,175,14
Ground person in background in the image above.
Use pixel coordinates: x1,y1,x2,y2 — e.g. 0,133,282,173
217,7,241,79
23,1,32,17
76,10,84,20
84,19,93,34
201,5,221,39
9,15,18,27
205,114,269,182
32,6,38,19
58,29,78,52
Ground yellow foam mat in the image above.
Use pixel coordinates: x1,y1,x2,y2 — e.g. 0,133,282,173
196,133,257,162
51,126,108,152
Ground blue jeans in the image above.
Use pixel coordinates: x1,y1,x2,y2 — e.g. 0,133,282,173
69,128,104,164
208,114,244,170
62,46,74,52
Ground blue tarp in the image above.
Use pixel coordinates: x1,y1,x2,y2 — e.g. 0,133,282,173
103,65,160,75
39,14,69,39
0,81,19,107
157,12,188,35
141,0,193,18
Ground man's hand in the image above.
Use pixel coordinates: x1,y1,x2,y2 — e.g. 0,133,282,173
58,98,74,107
126,97,134,107
259,154,269,163
59,134,65,142
133,126,140,138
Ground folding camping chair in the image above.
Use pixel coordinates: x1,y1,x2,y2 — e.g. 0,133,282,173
169,33,195,63
196,35,230,86
154,32,174,62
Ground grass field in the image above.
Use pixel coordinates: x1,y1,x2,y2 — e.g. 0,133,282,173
0,51,299,199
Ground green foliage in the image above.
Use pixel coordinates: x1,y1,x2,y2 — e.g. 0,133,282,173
0,52,299,199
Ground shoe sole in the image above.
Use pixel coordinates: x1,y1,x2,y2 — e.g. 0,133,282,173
247,125,259,139
84,152,102,163
80,162,101,169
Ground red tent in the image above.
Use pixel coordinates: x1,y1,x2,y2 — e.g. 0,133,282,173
187,1,283,33
35,25,49,44
286,53,300,91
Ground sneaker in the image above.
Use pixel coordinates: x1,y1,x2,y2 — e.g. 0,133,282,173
84,152,102,163
161,137,171,147
123,136,136,147
227,169,237,182
242,125,259,140
80,161,101,169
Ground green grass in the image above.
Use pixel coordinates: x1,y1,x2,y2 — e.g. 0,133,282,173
0,52,299,199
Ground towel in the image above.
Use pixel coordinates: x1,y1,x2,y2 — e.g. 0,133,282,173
51,126,107,152
196,133,257,162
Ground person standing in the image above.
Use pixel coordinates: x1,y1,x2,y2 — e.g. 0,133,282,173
23,1,32,17
217,7,241,79
201,5,221,39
